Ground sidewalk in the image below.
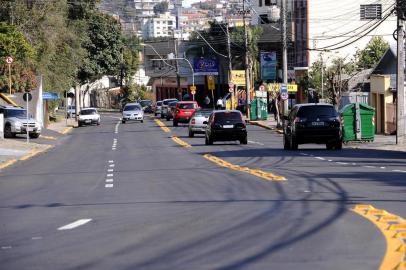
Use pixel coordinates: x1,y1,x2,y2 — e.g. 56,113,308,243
248,114,406,152
0,119,75,171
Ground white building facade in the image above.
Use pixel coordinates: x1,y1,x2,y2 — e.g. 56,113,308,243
143,12,176,39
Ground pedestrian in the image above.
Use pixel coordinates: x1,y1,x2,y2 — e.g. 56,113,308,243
216,97,224,110
204,95,210,107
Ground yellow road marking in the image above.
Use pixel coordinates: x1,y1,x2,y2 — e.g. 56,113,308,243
0,159,17,170
203,154,286,181
19,145,53,161
352,205,406,270
154,119,170,133
40,135,56,140
171,136,192,148
61,127,73,134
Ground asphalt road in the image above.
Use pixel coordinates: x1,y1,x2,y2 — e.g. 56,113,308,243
0,113,405,270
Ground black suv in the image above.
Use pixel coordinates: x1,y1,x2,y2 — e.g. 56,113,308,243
205,110,247,145
283,103,342,150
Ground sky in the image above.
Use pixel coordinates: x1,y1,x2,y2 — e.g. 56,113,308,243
182,0,201,7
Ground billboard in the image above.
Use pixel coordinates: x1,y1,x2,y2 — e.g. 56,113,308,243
193,56,219,75
260,52,277,81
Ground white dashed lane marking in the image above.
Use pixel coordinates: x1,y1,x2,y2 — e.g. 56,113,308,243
105,184,114,188
108,160,114,163
108,169,114,172
58,219,92,230
107,174,113,177
106,179,113,182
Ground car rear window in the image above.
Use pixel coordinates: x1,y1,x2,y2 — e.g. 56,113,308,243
297,106,336,118
124,105,141,111
178,103,195,109
157,101,162,106
214,111,242,122
140,100,152,107
194,110,212,117
163,99,177,105
81,109,97,115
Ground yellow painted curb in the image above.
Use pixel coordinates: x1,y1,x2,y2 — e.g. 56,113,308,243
154,119,170,133
61,127,73,134
40,135,56,140
352,205,406,270
171,136,192,148
0,159,17,170
203,154,286,181
19,145,53,161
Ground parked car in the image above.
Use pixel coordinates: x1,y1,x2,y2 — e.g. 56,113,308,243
166,101,178,121
140,100,153,113
173,101,199,126
205,110,247,145
188,109,213,137
283,103,342,150
161,98,178,119
122,103,144,123
67,105,76,118
154,101,162,116
0,105,42,138
78,108,100,126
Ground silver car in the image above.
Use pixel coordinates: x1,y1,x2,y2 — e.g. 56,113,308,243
154,101,162,116
161,98,178,119
122,103,144,123
188,109,213,137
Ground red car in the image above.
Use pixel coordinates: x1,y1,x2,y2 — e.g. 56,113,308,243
173,101,199,126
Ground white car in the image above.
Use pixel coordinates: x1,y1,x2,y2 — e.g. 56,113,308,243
122,103,144,123
78,108,100,126
0,105,42,138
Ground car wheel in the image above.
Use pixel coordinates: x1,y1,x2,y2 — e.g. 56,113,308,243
97,120,100,126
78,122,82,127
290,136,298,150
4,124,15,138
122,120,126,124
166,116,170,121
335,140,343,150
29,133,40,139
240,136,248,145
188,130,194,137
283,135,291,150
141,119,144,123
160,114,164,119
173,120,178,127
154,113,157,116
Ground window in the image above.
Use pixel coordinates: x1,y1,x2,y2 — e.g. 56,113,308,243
360,4,382,20
265,0,271,6
259,14,270,24
259,0,262,7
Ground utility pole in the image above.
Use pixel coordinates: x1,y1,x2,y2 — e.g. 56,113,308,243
281,0,288,115
243,0,251,118
320,52,324,100
396,6,405,145
174,0,182,100
226,16,233,109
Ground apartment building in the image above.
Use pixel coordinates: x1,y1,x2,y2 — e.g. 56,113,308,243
143,12,176,39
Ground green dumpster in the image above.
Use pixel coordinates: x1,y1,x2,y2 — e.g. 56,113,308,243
339,103,375,142
250,98,268,121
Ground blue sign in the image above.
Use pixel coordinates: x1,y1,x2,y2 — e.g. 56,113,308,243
260,52,277,81
42,92,59,100
193,56,218,75
280,84,288,100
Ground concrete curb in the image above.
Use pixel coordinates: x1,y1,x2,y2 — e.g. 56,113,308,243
0,145,53,171
249,121,284,134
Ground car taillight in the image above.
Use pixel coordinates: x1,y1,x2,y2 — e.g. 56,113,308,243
191,119,195,124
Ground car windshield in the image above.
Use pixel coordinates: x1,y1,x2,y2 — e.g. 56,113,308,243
214,112,242,122
157,101,162,106
124,105,141,111
81,109,96,115
5,109,27,118
140,100,152,107
297,106,336,118
169,102,177,106
68,106,75,110
194,110,213,117
163,99,177,105
178,103,195,109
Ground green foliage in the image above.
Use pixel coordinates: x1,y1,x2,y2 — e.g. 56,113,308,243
123,83,149,103
355,36,389,69
122,35,141,82
77,12,124,84
153,1,169,15
67,0,101,20
0,22,35,61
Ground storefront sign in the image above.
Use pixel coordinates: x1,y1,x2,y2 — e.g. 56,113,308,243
231,70,246,86
194,56,218,75
260,52,277,81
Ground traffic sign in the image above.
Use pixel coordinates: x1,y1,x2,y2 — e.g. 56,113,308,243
280,84,288,100
228,82,235,88
23,92,32,102
191,90,196,95
5,56,13,64
190,85,196,91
